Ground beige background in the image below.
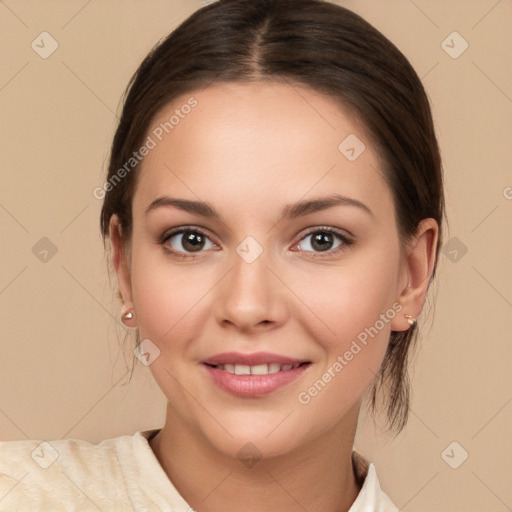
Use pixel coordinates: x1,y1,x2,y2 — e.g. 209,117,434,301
1,0,511,510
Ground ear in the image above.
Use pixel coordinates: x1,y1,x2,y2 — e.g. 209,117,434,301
109,215,136,328
391,218,439,331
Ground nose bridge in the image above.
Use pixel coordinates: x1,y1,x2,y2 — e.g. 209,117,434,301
216,237,285,329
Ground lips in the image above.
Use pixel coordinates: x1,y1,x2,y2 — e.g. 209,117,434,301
201,352,311,397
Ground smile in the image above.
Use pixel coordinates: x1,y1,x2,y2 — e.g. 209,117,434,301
200,362,312,398
206,362,304,375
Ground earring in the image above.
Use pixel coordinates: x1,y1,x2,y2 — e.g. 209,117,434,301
121,306,135,326
404,314,417,327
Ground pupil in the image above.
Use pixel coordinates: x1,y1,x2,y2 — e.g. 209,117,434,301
183,232,204,252
312,232,332,252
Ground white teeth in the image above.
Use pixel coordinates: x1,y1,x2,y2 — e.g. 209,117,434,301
250,364,269,375
268,363,281,374
216,362,302,375
234,364,251,375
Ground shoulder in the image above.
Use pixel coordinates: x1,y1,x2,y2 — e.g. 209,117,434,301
349,450,399,512
0,431,153,510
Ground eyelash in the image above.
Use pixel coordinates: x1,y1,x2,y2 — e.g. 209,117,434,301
159,225,354,259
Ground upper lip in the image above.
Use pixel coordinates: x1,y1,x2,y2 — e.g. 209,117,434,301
202,352,309,366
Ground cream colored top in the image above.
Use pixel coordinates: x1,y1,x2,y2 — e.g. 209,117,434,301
0,429,398,511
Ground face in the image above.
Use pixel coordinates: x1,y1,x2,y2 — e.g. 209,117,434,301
115,82,413,458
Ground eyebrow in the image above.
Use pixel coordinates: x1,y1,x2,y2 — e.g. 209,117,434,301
144,193,373,221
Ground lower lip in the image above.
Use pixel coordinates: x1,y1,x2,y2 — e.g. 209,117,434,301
202,364,310,397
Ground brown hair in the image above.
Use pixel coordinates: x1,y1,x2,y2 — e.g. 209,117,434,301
100,0,444,435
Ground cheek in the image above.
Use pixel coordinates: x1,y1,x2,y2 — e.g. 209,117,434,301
295,254,400,348
129,246,209,346
294,283,396,435
292,254,399,412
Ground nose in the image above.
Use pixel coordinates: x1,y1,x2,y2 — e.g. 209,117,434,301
215,248,289,334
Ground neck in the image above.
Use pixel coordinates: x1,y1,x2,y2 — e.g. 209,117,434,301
150,403,362,512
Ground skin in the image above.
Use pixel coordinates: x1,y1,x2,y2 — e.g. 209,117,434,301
110,82,438,512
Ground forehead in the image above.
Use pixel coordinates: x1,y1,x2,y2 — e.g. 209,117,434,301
133,82,393,222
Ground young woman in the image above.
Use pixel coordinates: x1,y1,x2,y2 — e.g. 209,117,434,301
0,0,443,510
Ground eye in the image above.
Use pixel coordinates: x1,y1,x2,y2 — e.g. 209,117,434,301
293,227,353,256
160,227,217,256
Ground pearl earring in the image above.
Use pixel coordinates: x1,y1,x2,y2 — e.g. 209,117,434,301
121,307,135,325
404,314,417,327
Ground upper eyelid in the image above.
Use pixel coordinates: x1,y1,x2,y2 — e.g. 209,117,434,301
162,225,217,243
300,225,353,239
